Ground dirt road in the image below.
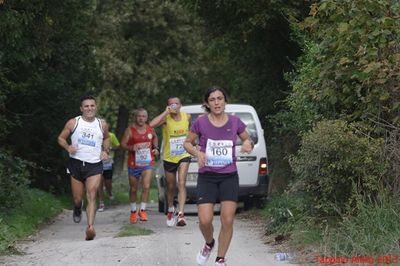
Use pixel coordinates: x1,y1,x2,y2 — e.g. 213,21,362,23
0,203,293,266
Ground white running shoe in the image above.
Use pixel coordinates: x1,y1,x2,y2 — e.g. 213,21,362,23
215,258,227,266
98,202,105,212
176,212,186,226
196,242,214,265
166,211,176,227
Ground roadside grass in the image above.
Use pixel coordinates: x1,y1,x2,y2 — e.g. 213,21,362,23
320,199,400,257
0,188,63,255
0,174,160,255
115,224,154,237
262,194,400,264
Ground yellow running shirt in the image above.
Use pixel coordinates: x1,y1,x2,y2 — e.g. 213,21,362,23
162,112,190,163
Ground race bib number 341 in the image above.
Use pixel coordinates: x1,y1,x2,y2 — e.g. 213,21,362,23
205,139,233,167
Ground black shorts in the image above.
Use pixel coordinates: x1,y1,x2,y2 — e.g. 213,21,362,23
67,158,103,183
163,157,190,173
103,169,113,180
196,172,239,204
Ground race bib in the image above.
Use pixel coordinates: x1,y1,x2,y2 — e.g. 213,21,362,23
135,147,151,166
78,128,97,147
205,139,233,167
169,136,186,156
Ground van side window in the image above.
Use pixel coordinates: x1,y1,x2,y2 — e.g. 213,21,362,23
234,112,258,145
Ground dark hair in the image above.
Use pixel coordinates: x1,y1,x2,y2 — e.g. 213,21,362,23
167,96,181,104
80,95,96,106
202,85,228,113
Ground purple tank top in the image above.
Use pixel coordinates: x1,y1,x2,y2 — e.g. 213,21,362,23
190,114,246,174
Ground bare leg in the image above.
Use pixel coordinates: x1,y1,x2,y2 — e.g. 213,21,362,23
129,175,138,204
85,174,102,227
104,179,113,196
71,176,85,207
198,203,215,243
165,171,177,209
177,162,189,213
217,201,237,258
140,169,152,203
97,176,105,203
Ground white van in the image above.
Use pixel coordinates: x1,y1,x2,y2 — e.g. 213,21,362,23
155,104,269,212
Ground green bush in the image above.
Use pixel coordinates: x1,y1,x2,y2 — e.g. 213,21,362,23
289,120,388,216
0,149,30,213
321,199,400,257
263,192,313,235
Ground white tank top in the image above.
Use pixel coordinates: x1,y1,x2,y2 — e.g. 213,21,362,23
70,116,104,163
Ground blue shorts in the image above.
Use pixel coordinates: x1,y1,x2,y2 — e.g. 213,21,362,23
128,166,152,178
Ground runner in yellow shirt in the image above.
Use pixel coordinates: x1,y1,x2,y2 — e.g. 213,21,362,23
149,96,191,226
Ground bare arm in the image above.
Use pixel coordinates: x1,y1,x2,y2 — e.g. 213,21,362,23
151,128,160,156
101,120,110,160
120,127,133,152
184,131,206,168
239,131,254,153
148,106,172,127
57,118,77,154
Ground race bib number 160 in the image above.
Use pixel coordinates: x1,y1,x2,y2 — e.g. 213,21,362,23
205,139,233,167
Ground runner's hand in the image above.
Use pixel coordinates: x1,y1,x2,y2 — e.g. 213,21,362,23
196,151,206,168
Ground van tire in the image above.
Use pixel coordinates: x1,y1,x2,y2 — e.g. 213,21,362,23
244,197,265,210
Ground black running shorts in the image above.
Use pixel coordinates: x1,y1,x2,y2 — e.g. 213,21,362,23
196,172,239,204
163,157,190,173
103,169,113,180
67,158,103,183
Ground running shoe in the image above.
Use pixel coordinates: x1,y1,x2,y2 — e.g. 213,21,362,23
166,211,176,227
215,258,227,266
108,192,114,200
98,202,105,212
73,202,83,223
196,242,214,265
176,212,186,227
139,209,148,221
85,226,96,241
130,211,137,224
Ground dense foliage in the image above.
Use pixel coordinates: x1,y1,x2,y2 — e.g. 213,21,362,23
0,149,30,212
0,0,99,192
289,120,387,216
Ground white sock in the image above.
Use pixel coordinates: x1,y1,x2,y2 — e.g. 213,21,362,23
168,206,174,213
130,202,137,212
140,202,146,210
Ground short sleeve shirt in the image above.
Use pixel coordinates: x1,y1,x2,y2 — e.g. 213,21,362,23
190,114,246,174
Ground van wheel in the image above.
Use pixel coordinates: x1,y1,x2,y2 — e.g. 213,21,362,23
243,198,254,210
244,197,265,210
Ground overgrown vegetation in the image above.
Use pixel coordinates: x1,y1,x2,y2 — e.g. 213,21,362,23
2,0,400,261
0,189,63,255
0,149,30,212
264,0,400,261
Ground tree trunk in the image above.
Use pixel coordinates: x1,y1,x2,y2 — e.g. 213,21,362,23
113,105,129,175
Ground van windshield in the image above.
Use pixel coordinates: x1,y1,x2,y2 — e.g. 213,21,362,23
190,112,258,145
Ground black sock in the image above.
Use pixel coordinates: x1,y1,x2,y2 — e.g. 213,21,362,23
206,238,215,248
216,257,224,262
